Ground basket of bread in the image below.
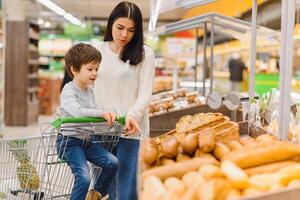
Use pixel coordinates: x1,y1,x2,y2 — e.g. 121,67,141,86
139,112,300,200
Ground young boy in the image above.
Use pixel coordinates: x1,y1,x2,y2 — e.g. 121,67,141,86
56,43,118,200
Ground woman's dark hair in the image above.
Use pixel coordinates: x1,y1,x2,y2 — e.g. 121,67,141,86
104,1,144,66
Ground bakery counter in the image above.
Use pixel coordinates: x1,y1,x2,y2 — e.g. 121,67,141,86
141,112,300,200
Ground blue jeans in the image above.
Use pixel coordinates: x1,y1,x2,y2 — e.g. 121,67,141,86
108,138,140,200
56,135,119,200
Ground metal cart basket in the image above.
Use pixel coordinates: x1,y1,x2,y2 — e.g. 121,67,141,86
0,116,125,200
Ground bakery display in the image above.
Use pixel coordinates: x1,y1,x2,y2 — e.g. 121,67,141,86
149,89,205,115
140,112,300,200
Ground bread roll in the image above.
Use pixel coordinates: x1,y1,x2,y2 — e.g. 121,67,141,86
225,189,242,200
164,177,186,196
199,128,217,153
142,175,166,198
182,171,205,187
198,165,224,179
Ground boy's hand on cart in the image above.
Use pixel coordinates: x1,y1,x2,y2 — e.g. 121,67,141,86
103,112,117,126
124,115,141,136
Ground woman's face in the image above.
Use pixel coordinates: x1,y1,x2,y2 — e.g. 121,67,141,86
112,17,135,47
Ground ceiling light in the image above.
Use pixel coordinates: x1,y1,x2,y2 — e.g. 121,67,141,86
38,0,66,16
37,18,44,25
64,13,81,26
37,0,81,25
183,0,216,9
44,21,51,28
81,23,87,28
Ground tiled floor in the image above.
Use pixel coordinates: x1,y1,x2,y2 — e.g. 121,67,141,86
0,115,56,139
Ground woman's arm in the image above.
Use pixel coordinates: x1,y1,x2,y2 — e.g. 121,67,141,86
127,48,155,122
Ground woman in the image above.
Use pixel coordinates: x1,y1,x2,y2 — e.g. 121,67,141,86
94,1,155,200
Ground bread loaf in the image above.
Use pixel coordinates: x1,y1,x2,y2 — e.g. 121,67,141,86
245,161,300,176
223,142,300,168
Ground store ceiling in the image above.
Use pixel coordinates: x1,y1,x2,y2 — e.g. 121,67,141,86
22,0,186,28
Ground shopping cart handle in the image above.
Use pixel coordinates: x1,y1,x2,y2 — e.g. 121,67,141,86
51,116,126,128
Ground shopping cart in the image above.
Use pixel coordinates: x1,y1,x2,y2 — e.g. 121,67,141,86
0,116,125,200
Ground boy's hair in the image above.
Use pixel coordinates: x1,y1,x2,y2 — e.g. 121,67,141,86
64,43,101,78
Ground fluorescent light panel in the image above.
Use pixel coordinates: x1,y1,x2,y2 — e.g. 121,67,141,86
37,0,81,25
64,13,81,26
183,0,216,9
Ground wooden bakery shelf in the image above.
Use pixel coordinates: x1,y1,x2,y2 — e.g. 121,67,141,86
150,103,242,137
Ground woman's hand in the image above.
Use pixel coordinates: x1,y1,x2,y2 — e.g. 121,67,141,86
103,112,117,126
124,115,141,136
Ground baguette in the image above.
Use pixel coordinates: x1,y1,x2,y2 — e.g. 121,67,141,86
223,142,300,168
142,157,218,180
245,161,300,176
213,143,231,160
227,141,243,151
221,160,249,189
239,136,257,147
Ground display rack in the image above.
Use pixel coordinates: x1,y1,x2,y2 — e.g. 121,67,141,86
0,11,3,136
4,21,40,126
278,0,296,140
150,12,280,95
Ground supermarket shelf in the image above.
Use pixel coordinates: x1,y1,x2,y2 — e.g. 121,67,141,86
28,73,38,79
28,59,43,65
27,87,39,93
28,100,39,106
40,54,65,58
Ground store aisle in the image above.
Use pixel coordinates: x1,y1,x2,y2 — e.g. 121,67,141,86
1,115,56,139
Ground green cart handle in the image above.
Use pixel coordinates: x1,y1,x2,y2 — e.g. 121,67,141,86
51,116,126,129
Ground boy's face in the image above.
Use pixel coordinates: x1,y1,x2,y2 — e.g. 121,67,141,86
72,62,99,86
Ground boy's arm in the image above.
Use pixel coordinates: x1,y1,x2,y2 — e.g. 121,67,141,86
61,88,104,117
